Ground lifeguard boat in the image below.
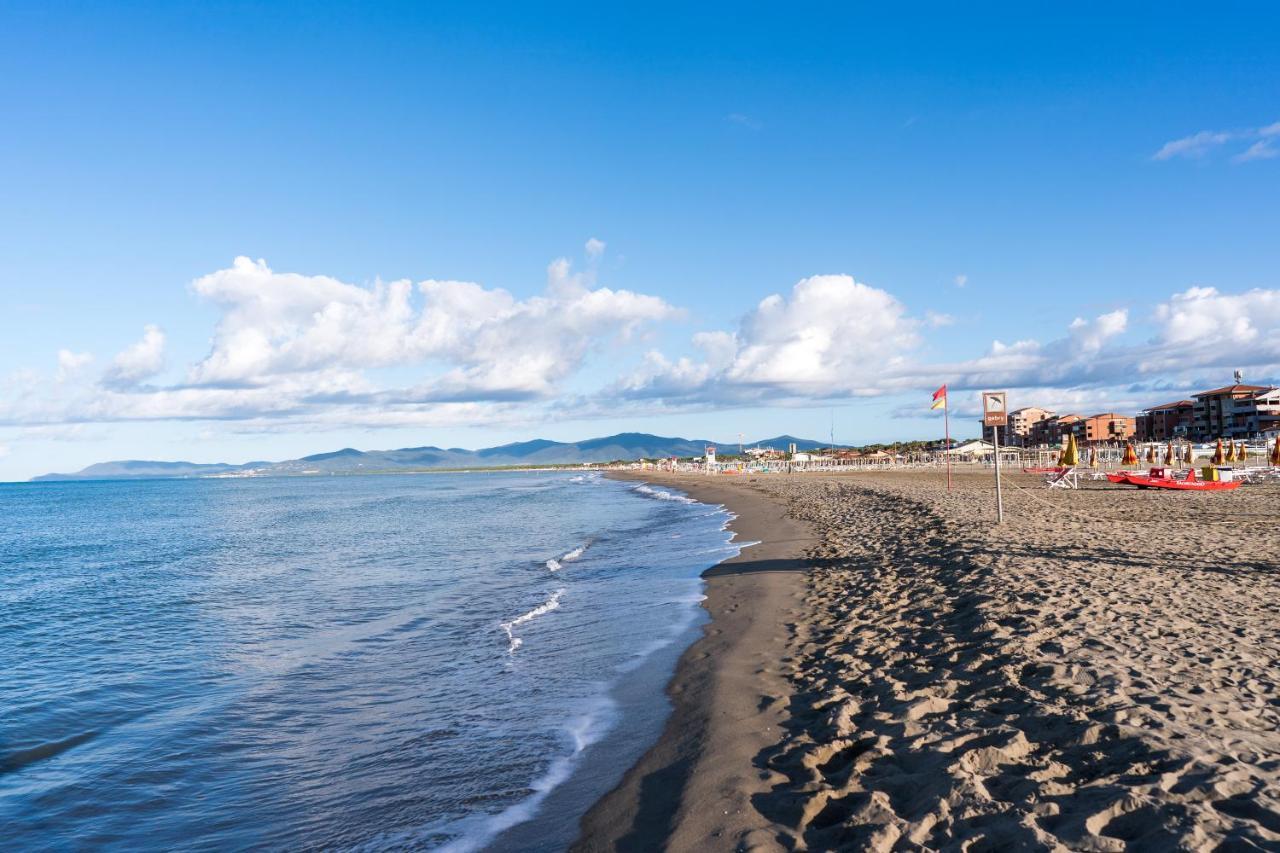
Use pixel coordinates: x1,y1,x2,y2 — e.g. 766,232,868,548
1113,467,1241,492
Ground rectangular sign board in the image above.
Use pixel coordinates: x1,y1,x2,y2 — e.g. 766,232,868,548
982,391,1007,427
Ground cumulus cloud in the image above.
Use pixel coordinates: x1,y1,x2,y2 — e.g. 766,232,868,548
56,349,93,382
8,248,1280,436
953,274,968,288
1138,286,1280,375
0,248,678,430
616,275,919,402
103,325,165,388
1155,120,1280,163
187,254,676,401
584,237,606,260
612,273,1280,415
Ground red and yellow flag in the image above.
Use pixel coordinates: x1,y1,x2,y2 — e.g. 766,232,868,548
931,384,947,410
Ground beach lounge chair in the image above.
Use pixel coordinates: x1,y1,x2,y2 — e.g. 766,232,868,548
1045,467,1079,490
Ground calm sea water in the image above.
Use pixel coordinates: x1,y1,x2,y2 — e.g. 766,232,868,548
0,471,740,851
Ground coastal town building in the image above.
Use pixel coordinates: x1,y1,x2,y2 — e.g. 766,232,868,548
1191,383,1277,439
1026,413,1082,447
973,375,1280,447
1071,413,1136,443
1135,400,1194,442
1006,407,1054,446
982,407,1053,445
1252,388,1280,436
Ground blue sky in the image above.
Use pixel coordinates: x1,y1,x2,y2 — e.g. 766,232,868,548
2,2,1279,479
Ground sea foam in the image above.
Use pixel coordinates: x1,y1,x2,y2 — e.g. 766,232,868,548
631,483,697,504
500,589,565,653
545,541,589,571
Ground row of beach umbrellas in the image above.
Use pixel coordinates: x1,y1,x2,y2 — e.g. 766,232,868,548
1058,435,1280,468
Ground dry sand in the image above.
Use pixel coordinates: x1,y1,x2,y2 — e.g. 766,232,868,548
574,468,1280,851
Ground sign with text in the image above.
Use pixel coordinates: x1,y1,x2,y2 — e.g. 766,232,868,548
982,391,1008,427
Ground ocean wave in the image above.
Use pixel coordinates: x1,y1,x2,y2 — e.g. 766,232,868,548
432,694,618,853
630,483,697,504
545,539,589,572
500,589,565,653
568,472,600,484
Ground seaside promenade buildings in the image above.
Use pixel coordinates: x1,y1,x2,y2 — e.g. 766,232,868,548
1135,400,1194,441
981,377,1279,446
1189,383,1279,439
981,406,1054,446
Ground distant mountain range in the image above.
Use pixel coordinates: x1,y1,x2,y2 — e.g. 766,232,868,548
31,433,840,481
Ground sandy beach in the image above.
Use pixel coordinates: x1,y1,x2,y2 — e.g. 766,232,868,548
575,469,1280,851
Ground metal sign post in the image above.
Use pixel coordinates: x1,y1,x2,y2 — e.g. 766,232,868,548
992,424,1004,523
983,391,1008,523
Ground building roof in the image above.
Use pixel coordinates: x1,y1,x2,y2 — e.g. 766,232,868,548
1145,399,1194,411
1086,412,1132,420
1055,414,1083,423
1193,383,1272,397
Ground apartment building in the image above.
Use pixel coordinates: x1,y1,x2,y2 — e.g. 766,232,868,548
1071,412,1135,443
1007,406,1054,446
1025,413,1081,446
1191,383,1273,439
1135,400,1194,442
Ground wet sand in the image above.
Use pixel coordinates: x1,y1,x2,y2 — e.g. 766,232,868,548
574,468,1280,851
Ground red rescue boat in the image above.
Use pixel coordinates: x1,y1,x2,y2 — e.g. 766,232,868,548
1114,467,1241,491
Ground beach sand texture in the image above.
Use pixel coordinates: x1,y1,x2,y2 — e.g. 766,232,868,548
578,470,1280,851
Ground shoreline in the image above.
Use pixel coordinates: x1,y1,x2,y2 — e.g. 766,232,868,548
572,471,818,852
573,468,1280,850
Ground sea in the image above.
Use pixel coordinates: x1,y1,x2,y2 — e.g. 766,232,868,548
0,470,743,851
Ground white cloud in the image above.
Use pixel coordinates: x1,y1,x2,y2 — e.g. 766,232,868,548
0,443,9,459
10,248,1280,437
1155,120,1280,163
953,274,968,288
613,273,1280,415
0,248,678,431
103,325,165,387
1138,286,1280,376
1153,129,1234,160
1235,140,1278,162
584,237,606,260
1068,309,1127,353
187,254,676,400
617,275,919,402
726,112,762,130
56,349,93,381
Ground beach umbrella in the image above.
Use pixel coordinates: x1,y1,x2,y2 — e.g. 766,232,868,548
1183,443,1194,465
1237,441,1247,463
1163,443,1174,466
1213,438,1225,465
1060,433,1080,467
1271,436,1280,466
1145,444,1156,463
1122,442,1139,466
1089,447,1099,468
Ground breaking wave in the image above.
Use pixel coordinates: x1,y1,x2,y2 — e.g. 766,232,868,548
630,483,696,504
500,589,565,653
